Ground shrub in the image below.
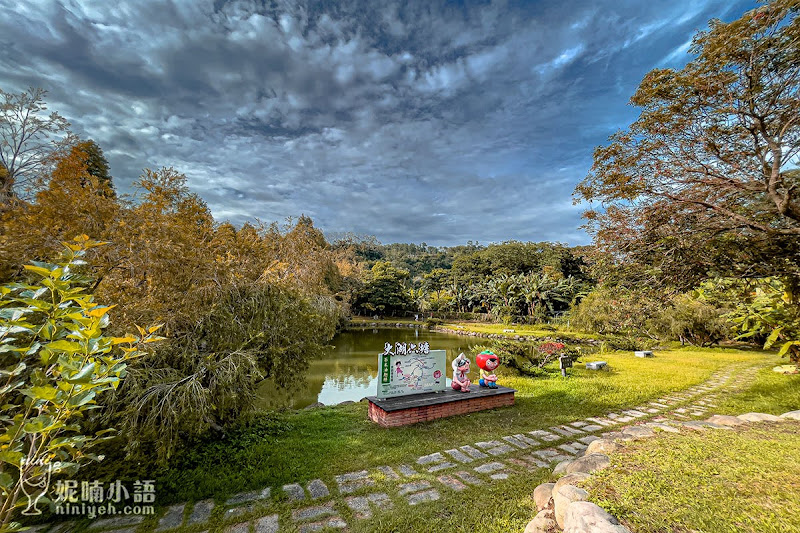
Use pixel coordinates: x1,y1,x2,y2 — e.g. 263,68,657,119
0,236,161,532
655,293,729,346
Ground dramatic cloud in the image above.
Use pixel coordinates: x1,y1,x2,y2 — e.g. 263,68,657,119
0,0,757,245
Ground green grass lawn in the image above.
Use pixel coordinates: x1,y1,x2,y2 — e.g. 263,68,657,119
439,321,601,340
586,420,800,533
150,347,770,504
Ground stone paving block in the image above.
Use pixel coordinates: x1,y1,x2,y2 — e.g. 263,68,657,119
507,457,539,471
398,464,418,477
549,426,575,437
367,492,393,510
224,504,254,521
649,402,669,409
606,413,623,420
474,462,505,474
282,483,306,501
568,441,588,452
376,466,401,480
417,452,446,465
529,430,560,441
584,418,613,427
226,488,271,506
437,474,468,491
292,502,336,521
532,448,561,459
623,410,647,418
454,471,485,485
398,481,432,496
557,444,581,455
485,445,515,456
407,489,441,505
188,500,215,525
512,433,540,446
156,503,185,531
89,515,145,530
580,424,604,433
489,473,509,480
255,514,280,533
226,522,249,533
427,461,457,473
675,408,688,414
336,470,375,493
645,408,660,414
458,445,489,459
475,440,515,455
615,415,635,423
569,420,589,428
521,454,550,468
338,478,375,494
299,517,346,532
577,435,600,445
307,479,329,499
335,470,369,484
345,496,372,520
444,448,475,463
502,435,530,448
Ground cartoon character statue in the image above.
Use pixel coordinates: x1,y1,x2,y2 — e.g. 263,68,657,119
451,353,471,392
476,350,500,389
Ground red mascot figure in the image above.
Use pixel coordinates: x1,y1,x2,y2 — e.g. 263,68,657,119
476,350,499,389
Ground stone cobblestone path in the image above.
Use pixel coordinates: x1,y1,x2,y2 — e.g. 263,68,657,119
35,363,763,532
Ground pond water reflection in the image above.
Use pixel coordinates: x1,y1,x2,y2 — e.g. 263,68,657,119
255,327,482,409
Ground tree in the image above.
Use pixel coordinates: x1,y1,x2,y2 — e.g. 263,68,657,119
0,88,73,205
575,1,800,288
73,140,113,193
354,261,411,315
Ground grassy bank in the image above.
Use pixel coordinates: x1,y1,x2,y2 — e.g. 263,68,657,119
586,420,800,533
153,346,770,504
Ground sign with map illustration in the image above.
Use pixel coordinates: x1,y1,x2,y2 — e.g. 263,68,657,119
377,341,447,399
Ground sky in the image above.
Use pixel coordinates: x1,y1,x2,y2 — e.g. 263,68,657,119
0,0,758,246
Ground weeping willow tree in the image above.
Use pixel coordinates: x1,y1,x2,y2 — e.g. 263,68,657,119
102,283,339,461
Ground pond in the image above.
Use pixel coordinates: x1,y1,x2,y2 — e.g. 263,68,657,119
255,327,483,409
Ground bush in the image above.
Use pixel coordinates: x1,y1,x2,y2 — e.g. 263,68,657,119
475,340,571,376
655,293,729,346
0,237,161,532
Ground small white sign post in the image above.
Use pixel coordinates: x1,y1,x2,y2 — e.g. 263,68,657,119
377,341,447,399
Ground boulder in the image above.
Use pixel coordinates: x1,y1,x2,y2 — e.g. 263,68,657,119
553,459,573,476
737,412,781,423
554,485,589,529
586,439,621,456
553,472,591,496
563,501,631,533
621,425,655,439
533,483,555,511
780,410,800,421
524,509,556,533
566,453,611,475
706,414,745,427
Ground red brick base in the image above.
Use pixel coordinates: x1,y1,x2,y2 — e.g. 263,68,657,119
368,392,515,427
